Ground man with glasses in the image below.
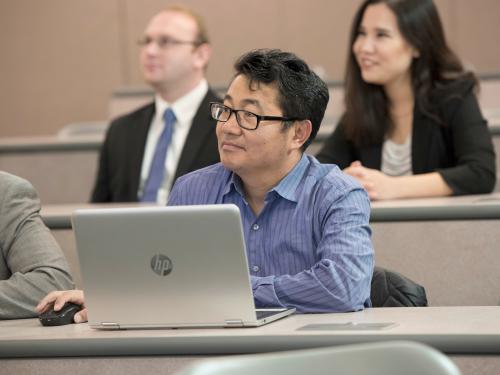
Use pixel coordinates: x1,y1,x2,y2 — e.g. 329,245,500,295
168,49,374,313
91,5,219,204
38,49,373,320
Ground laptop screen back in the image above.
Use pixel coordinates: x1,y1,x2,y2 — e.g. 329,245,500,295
72,204,259,328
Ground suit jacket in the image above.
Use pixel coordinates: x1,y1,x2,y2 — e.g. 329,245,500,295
0,172,74,319
91,88,220,202
316,80,496,195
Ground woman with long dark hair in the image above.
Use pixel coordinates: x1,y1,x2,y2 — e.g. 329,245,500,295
317,0,496,200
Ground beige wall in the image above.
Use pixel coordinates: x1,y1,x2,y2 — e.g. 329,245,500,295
1,0,499,137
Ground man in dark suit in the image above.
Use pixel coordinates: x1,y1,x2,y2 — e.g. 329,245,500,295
91,5,219,204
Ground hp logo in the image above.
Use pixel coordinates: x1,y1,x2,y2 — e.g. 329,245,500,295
150,254,173,276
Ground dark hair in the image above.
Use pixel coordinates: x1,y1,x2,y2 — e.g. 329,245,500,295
234,49,329,151
344,0,477,146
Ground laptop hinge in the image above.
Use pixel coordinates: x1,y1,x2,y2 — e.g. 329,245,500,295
100,322,121,330
224,319,244,327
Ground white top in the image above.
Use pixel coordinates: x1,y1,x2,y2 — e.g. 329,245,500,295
381,135,413,176
139,79,209,205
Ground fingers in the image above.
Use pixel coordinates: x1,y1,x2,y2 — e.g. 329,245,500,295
350,160,362,167
36,290,63,313
344,166,366,179
363,181,375,190
36,290,85,313
357,180,377,199
74,308,89,324
367,189,379,200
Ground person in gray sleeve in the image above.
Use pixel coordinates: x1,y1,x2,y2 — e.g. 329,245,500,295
0,171,74,319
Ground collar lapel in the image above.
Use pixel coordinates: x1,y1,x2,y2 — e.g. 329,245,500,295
174,89,219,179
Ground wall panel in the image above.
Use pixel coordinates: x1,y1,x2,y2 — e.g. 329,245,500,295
0,0,499,137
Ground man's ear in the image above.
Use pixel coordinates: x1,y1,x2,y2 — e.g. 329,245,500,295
291,120,312,150
193,43,212,70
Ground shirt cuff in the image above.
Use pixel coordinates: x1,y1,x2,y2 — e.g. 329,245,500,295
250,275,285,308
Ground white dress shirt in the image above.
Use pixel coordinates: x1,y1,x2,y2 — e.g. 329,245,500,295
139,79,209,204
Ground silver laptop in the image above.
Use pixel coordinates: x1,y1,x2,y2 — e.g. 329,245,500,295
72,204,295,329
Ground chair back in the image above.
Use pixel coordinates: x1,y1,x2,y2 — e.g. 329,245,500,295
178,341,461,375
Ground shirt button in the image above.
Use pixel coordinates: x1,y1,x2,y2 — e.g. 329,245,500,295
252,224,260,231
252,265,260,272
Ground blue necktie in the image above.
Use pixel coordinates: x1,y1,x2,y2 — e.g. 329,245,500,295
141,108,176,202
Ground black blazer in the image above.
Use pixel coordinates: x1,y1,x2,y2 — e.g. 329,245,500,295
316,80,496,195
91,89,220,202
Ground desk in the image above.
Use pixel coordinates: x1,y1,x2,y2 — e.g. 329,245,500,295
41,203,147,229
41,195,500,305
2,111,497,204
0,307,499,375
41,194,500,228
370,193,500,221
370,194,500,307
0,135,102,204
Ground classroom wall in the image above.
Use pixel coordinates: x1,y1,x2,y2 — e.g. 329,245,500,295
1,0,499,137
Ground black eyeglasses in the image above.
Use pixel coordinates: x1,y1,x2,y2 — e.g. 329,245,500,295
137,36,201,49
209,102,298,130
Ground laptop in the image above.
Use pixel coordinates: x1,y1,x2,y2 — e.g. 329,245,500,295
72,204,295,329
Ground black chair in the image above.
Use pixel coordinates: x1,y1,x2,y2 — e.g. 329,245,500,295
371,266,428,307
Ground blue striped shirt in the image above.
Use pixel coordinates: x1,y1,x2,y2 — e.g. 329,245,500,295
168,154,374,313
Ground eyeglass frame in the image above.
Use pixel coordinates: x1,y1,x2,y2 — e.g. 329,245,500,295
209,102,300,131
137,35,203,49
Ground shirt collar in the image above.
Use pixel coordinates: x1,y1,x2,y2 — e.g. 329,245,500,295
271,154,309,202
222,154,310,204
154,79,208,125
222,172,246,201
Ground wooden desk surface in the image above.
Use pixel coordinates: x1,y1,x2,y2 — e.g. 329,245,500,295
1,306,499,357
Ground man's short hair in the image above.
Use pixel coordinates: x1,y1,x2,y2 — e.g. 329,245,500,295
234,49,329,150
164,4,210,45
